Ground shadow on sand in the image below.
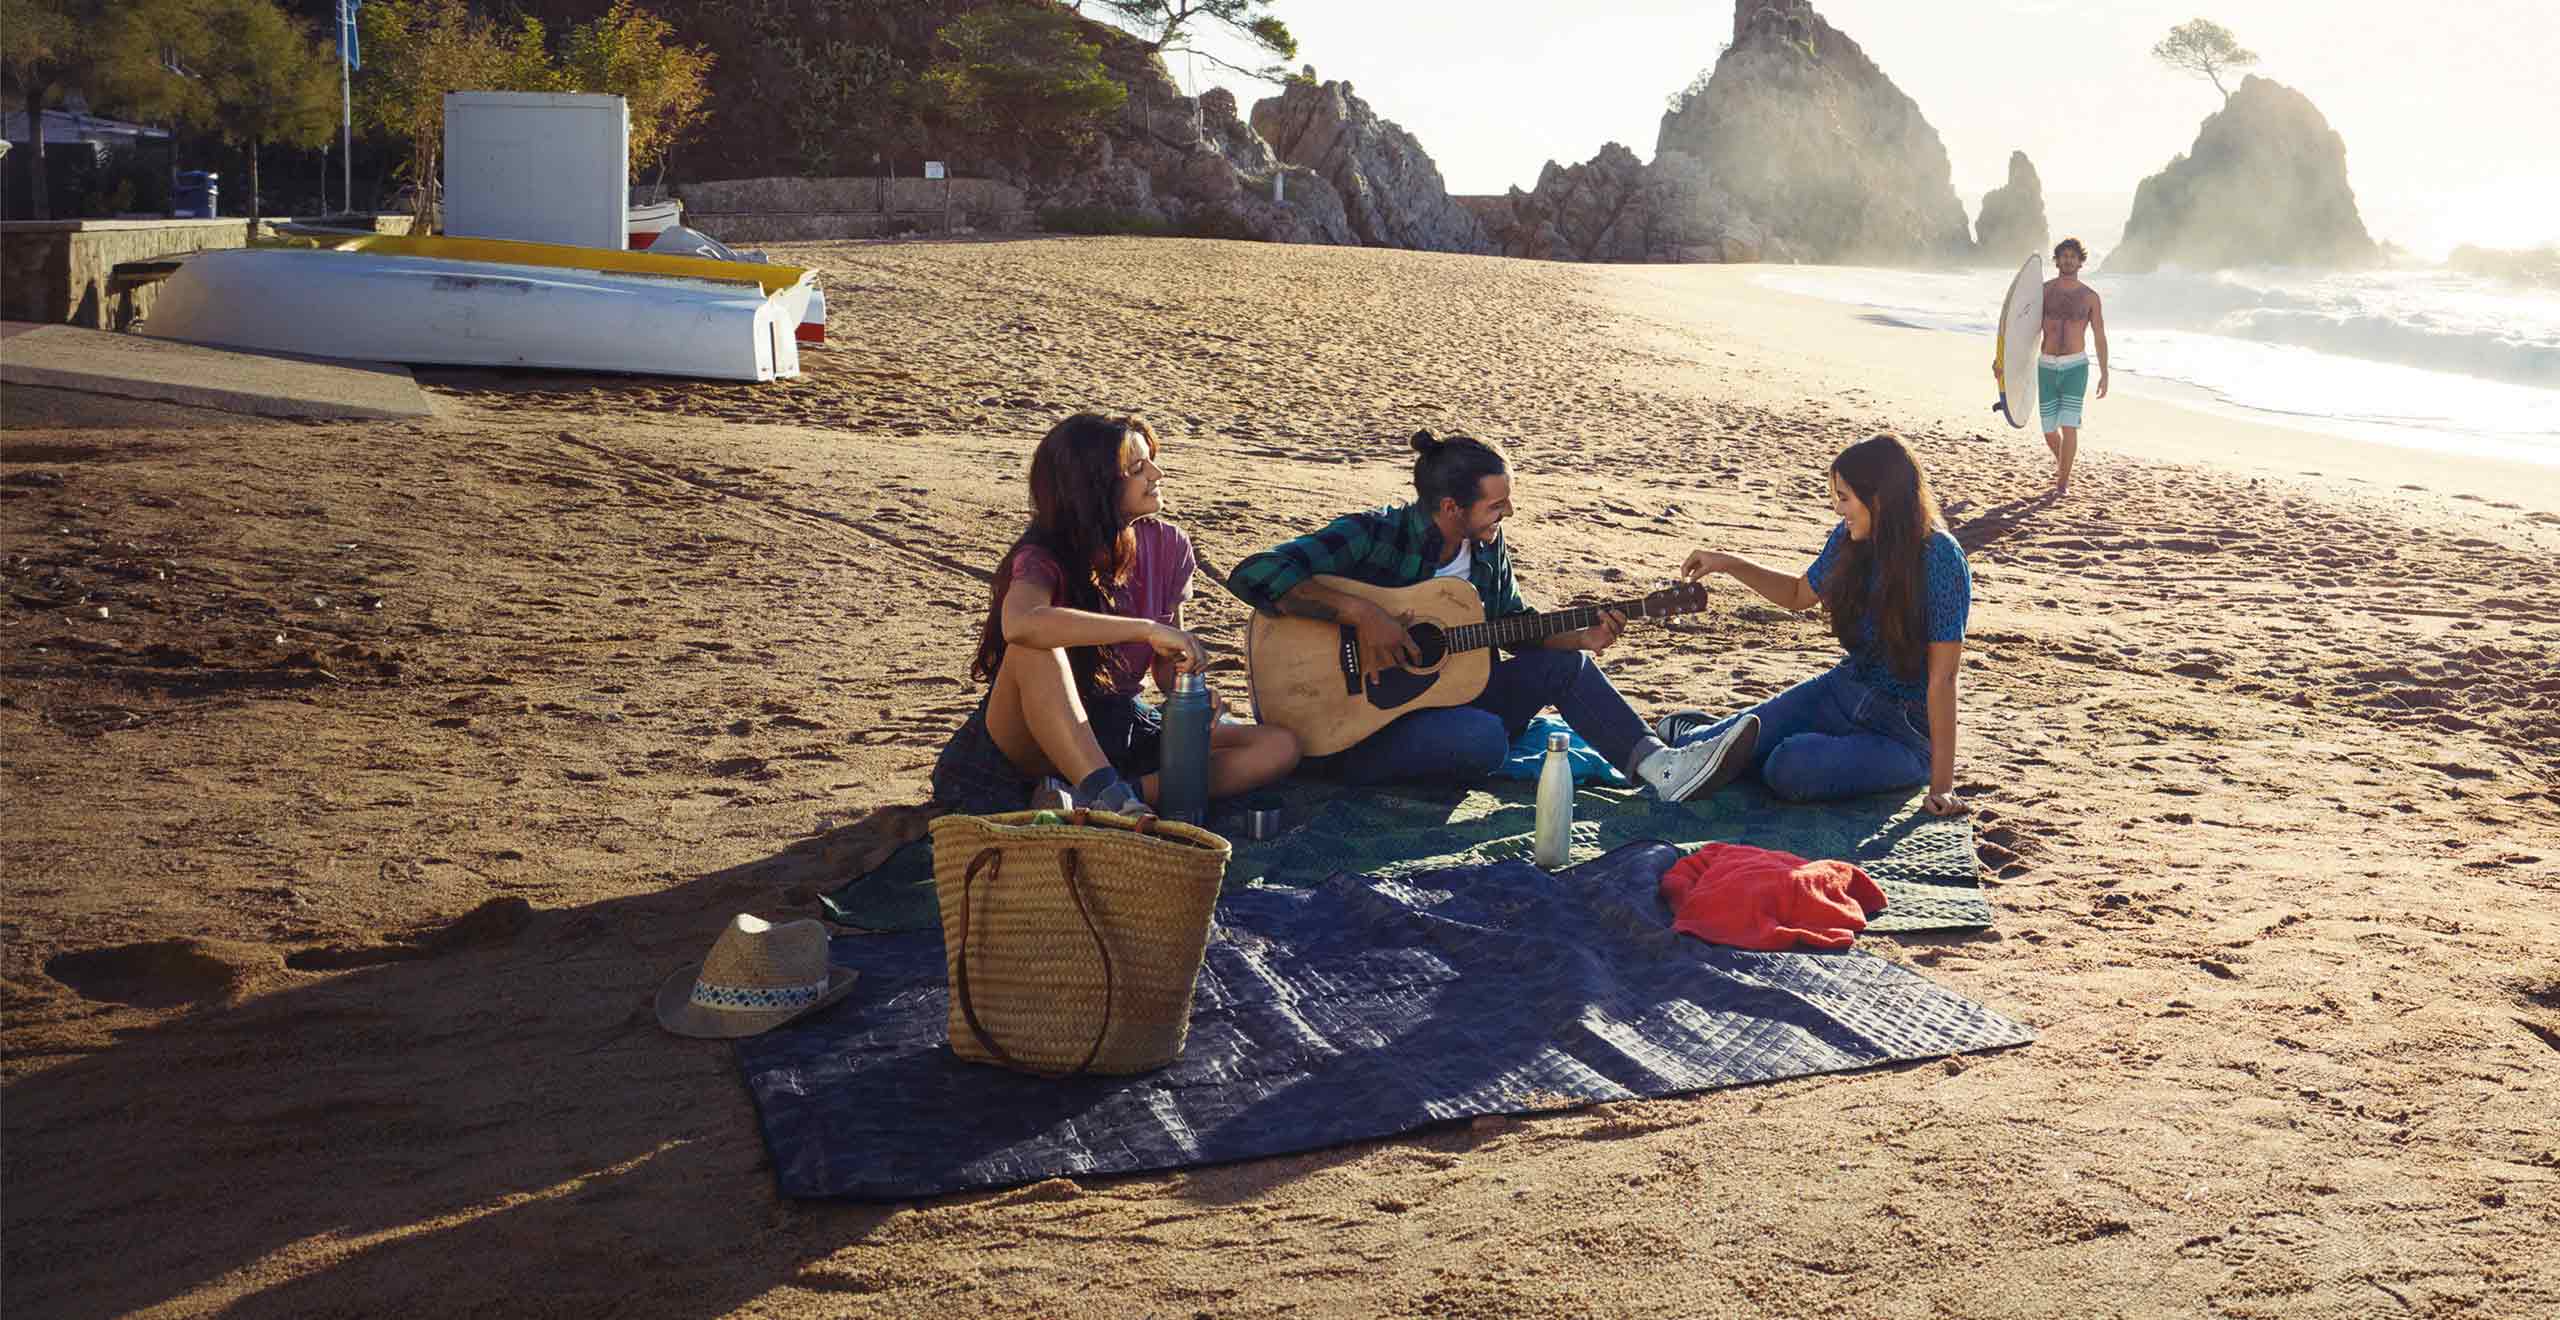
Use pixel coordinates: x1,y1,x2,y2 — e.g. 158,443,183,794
1947,491,2058,554
2,839,913,1318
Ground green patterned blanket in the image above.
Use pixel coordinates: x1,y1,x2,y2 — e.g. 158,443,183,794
1224,780,1991,933
822,782,1992,936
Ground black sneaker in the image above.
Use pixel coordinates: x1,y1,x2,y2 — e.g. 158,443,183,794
1653,708,1716,746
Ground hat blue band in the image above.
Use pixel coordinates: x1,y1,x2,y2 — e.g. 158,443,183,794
690,975,829,1012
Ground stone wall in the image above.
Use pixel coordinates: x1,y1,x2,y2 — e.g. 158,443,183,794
674,176,1034,242
0,215,416,330
1,219,251,329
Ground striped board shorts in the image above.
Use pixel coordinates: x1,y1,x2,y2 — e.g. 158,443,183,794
2038,353,2089,430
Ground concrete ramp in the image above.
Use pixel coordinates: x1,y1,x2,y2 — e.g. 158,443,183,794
0,322,434,422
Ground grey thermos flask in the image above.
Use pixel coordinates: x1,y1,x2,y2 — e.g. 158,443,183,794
1159,671,1213,824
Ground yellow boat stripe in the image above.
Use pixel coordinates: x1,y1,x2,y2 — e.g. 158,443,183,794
271,232,810,296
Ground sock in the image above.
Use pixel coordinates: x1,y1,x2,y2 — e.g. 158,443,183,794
1075,766,1142,814
1625,736,1669,779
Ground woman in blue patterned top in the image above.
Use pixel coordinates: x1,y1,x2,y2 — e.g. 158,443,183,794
1660,434,1972,817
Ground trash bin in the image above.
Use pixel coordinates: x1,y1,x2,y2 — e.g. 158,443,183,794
173,170,219,218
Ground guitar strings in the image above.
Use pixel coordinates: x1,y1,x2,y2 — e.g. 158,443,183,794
1444,589,1699,653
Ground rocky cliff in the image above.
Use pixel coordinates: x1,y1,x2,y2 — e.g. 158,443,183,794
1024,37,1356,245
1470,144,1771,265
1250,78,1493,255
1655,1,1974,264
2108,75,2376,273
1974,151,2049,263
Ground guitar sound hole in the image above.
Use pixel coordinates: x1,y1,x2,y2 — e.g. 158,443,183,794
1405,623,1448,669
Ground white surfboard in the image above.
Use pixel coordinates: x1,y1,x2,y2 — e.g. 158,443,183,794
1991,253,2042,429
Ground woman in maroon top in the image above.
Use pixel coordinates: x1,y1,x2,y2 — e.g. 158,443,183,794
933,414,1299,815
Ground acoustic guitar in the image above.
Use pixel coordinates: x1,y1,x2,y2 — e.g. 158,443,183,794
1244,575,1711,756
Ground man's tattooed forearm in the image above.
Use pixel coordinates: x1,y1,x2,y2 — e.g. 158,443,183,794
1277,590,1338,622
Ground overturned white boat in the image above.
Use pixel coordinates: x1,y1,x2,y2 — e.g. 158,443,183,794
274,227,830,349
139,247,812,382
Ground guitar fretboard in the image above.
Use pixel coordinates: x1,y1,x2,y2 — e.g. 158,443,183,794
1445,597,1674,654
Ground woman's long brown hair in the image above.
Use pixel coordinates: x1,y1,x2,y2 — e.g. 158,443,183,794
1819,433,1942,683
968,414,1158,695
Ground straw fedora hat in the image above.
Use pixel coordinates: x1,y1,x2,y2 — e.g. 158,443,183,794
656,914,860,1038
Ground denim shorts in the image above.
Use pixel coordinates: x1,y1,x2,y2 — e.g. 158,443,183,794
929,689,1163,814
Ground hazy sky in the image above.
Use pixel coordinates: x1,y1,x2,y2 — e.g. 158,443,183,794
1139,0,2560,258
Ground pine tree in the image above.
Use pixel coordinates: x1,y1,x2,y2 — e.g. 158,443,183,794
2151,18,2259,103
921,5,1126,154
189,0,340,218
1089,0,1296,82
1,0,199,218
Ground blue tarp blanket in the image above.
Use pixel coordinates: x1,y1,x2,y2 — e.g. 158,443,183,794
1499,714,1629,786
737,841,2033,1201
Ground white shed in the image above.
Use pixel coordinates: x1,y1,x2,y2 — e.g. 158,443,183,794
441,92,629,249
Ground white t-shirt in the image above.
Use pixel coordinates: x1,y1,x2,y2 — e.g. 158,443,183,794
1433,540,1473,581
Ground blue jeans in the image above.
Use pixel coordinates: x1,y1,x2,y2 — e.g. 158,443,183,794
1311,648,1650,787
1672,664,1931,801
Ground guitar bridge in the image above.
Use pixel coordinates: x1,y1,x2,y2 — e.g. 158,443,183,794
1337,626,1361,695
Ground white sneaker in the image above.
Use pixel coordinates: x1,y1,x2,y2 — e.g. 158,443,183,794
1635,714,1760,802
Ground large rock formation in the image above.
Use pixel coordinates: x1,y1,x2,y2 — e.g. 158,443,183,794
2448,243,2559,289
1250,78,1493,254
1655,1,1974,264
1469,144,1771,265
1974,151,2049,263
2108,76,2376,273
1473,143,1653,263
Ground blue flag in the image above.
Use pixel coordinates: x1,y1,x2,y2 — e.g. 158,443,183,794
339,0,361,71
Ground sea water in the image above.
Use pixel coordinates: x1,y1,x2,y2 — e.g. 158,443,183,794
1754,265,2560,465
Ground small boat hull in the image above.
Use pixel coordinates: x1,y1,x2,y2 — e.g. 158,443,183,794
140,249,804,382
290,229,828,348
799,285,827,345
628,198,683,249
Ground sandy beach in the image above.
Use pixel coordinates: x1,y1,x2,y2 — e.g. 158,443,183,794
5,236,2556,1317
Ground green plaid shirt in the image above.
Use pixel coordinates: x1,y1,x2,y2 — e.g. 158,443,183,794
1228,502,1536,650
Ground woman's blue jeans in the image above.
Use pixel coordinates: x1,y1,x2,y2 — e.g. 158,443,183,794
1672,664,1931,801
1307,648,1649,787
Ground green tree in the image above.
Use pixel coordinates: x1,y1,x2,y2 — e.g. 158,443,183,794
921,4,1125,153
1,0,201,218
186,0,340,218
0,0,79,217
355,0,557,223
557,0,715,183
1090,0,1295,82
2151,18,2258,102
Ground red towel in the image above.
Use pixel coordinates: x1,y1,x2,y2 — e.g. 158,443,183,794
1660,843,1889,951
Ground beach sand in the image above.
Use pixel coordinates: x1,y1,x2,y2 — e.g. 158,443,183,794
4,237,2555,1317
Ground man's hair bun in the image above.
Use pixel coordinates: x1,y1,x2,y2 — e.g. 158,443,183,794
1409,429,1441,456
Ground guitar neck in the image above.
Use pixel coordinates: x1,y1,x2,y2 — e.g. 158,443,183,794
1445,596,1676,654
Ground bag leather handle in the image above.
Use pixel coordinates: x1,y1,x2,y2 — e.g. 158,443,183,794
951,844,1113,1078
1068,806,1162,838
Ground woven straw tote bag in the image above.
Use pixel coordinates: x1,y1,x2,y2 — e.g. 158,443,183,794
930,808,1231,1076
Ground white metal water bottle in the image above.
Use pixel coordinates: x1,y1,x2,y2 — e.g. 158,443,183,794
1533,731,1573,869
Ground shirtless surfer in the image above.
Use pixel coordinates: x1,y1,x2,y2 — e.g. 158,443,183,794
2039,238,2109,498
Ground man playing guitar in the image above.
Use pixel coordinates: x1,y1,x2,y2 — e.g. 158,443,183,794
1228,431,1758,800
